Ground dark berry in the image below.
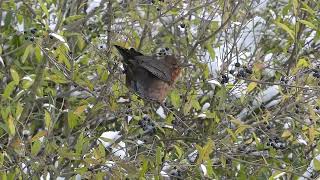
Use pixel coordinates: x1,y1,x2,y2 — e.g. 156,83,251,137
180,23,185,28
100,45,103,49
221,74,227,79
30,37,34,42
223,77,229,83
313,73,320,78
235,62,241,67
30,28,37,34
229,69,235,74
238,69,246,77
53,47,57,50
156,7,160,11
316,106,319,110
88,27,93,31
165,47,169,51
24,31,27,34
69,51,72,55
49,35,54,39
25,37,28,40
245,68,253,74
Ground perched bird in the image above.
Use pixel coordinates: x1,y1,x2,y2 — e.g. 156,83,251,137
114,45,185,102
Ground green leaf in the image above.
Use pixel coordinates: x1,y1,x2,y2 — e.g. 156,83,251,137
301,2,315,15
64,15,85,24
206,159,213,178
15,102,23,120
68,111,78,129
31,140,42,156
10,68,20,84
156,146,162,164
139,157,148,178
292,0,298,16
75,133,84,154
21,44,33,63
3,81,17,99
0,152,4,166
39,0,49,18
34,45,42,62
174,145,183,159
205,44,215,60
196,139,214,164
170,90,181,109
298,19,317,30
274,21,295,40
44,110,51,129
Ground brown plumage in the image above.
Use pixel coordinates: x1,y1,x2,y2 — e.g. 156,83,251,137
115,45,183,102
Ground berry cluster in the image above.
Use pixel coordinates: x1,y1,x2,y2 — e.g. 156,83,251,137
24,28,38,42
138,116,156,135
221,62,253,84
229,62,253,78
266,137,286,150
158,47,170,56
312,69,320,78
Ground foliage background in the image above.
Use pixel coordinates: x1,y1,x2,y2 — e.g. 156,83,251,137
0,0,320,179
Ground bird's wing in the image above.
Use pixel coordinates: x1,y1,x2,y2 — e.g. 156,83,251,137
132,56,172,82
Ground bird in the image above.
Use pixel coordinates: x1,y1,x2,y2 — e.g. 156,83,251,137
114,45,185,102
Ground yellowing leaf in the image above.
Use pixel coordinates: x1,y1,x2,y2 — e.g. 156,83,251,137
244,138,253,144
309,127,317,143
7,115,15,136
314,159,320,171
296,58,310,68
235,125,250,135
281,130,292,138
31,130,47,142
74,105,87,116
21,44,33,63
247,82,257,93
